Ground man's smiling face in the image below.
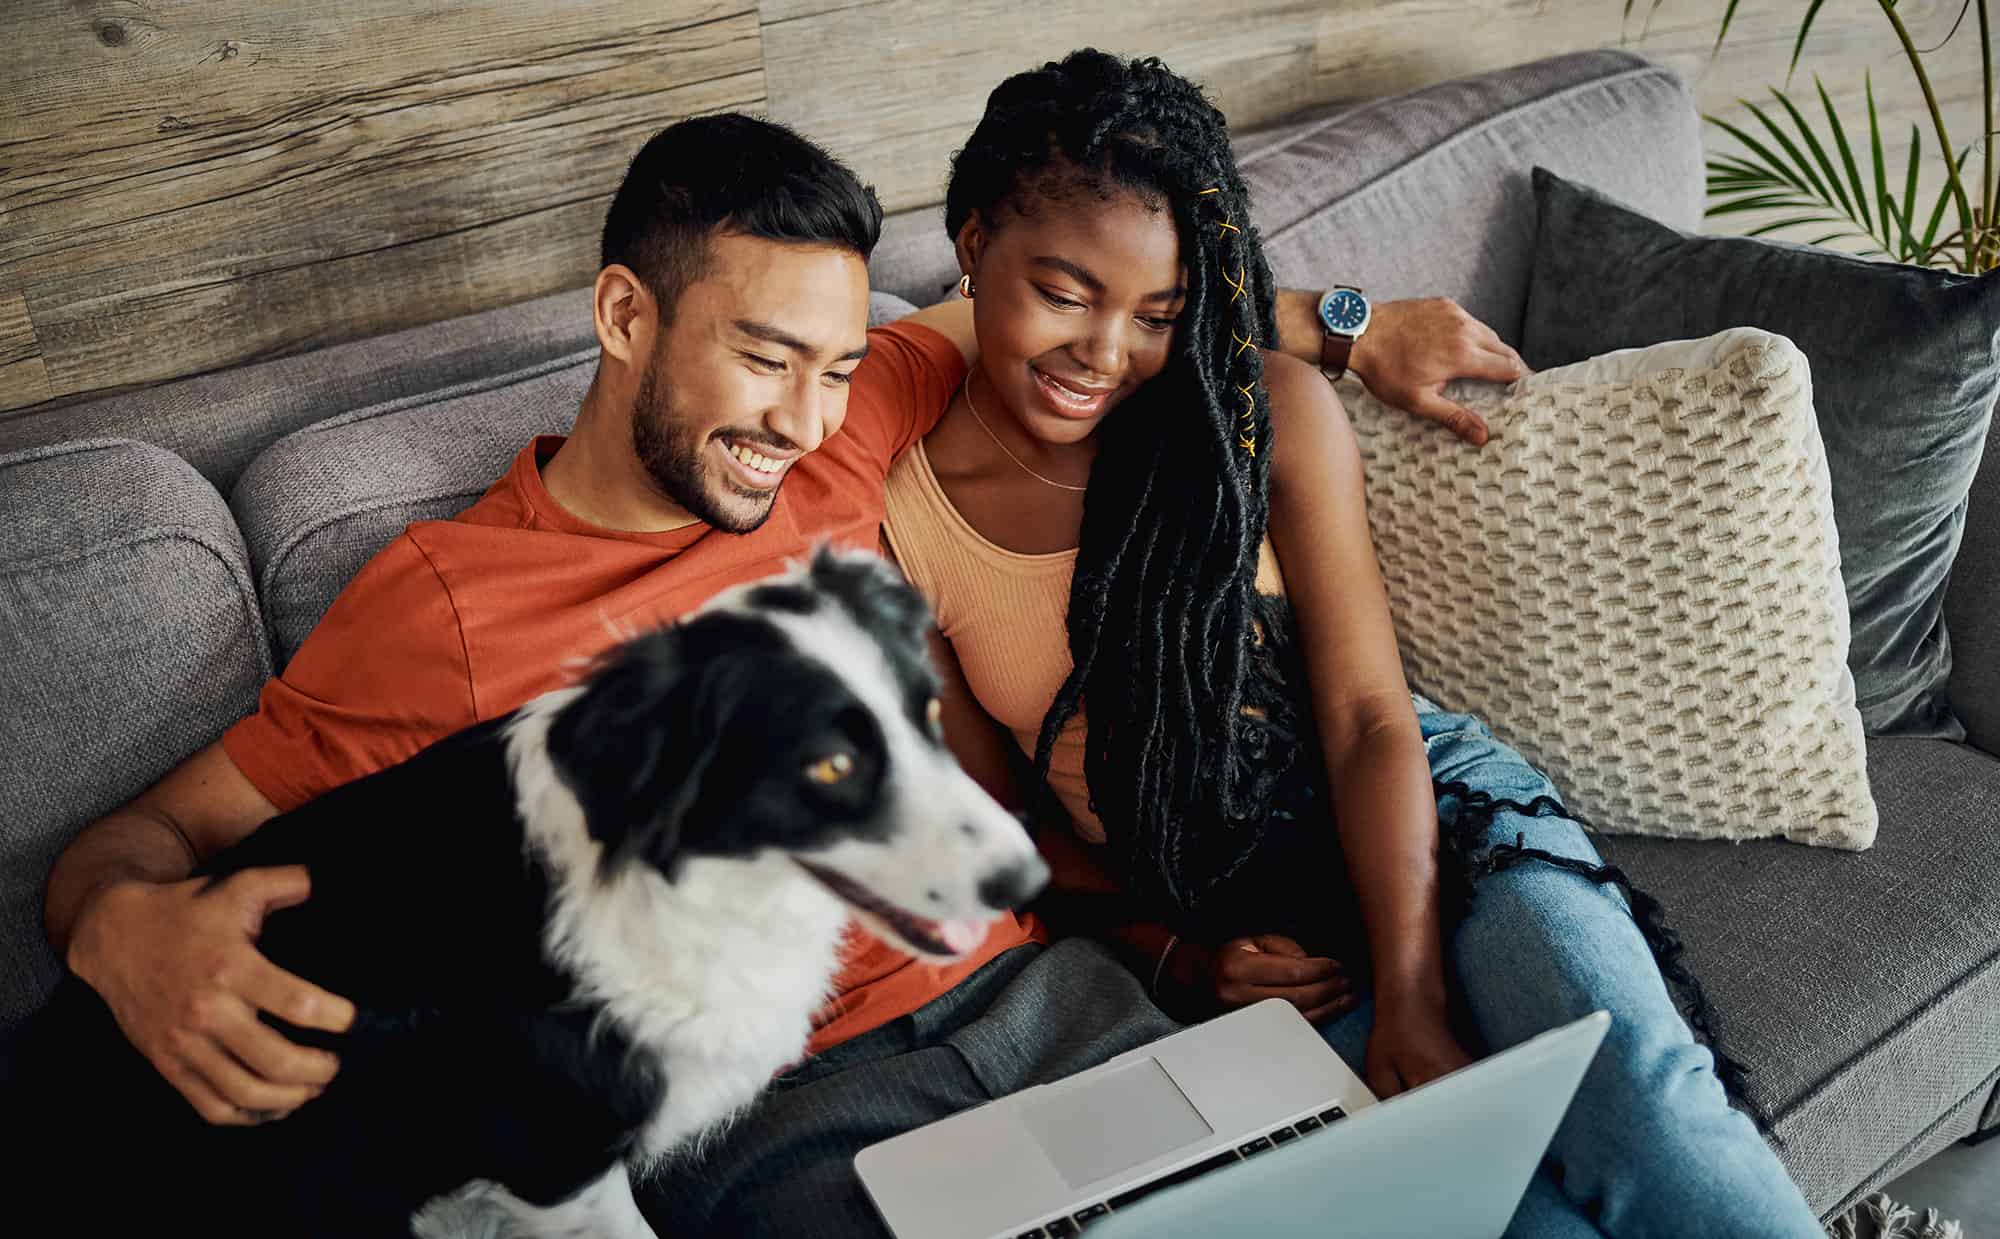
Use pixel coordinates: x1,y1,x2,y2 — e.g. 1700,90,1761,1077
631,231,872,533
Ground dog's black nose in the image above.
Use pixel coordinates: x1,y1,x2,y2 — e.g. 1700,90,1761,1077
978,857,1050,910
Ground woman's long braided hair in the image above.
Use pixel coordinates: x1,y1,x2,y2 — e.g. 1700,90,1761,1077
945,50,1290,919
946,51,1763,1110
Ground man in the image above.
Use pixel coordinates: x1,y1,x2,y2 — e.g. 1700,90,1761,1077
42,112,1522,1231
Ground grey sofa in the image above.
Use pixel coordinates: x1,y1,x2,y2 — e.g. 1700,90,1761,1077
3,48,1994,1224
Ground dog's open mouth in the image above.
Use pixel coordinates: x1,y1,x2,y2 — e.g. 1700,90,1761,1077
794,859,987,960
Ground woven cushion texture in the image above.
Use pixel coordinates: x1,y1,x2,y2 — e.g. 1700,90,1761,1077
1521,168,2000,742
0,440,270,1032
1343,328,1875,848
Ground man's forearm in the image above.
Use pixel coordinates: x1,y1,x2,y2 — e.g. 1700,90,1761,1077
44,809,199,961
1273,288,1328,366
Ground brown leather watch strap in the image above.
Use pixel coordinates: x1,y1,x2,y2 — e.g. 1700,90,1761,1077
1319,330,1355,380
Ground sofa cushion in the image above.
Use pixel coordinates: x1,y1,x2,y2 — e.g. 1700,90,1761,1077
233,291,925,666
1345,328,1875,848
0,440,271,1032
1520,169,2000,743
232,356,592,666
1944,410,2000,756
1595,738,2000,1214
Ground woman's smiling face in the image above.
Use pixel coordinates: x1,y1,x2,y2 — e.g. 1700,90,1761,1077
956,185,1187,445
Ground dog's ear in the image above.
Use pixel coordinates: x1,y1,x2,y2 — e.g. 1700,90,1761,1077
807,543,933,648
543,631,746,880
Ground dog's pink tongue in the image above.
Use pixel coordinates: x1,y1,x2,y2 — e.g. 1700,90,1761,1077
940,919,988,955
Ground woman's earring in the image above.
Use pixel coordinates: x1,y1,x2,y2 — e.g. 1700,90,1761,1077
958,274,975,299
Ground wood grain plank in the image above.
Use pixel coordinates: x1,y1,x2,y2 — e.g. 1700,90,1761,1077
760,0,1340,212
0,293,53,409
760,0,1984,266
0,1,766,413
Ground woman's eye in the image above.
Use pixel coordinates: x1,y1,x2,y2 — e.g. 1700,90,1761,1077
1139,317,1177,333
1038,288,1084,311
805,752,856,785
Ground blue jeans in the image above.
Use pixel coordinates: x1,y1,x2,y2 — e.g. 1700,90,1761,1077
1313,695,1824,1239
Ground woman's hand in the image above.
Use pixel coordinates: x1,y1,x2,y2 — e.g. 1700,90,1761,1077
1363,988,1474,1099
1162,933,1357,1025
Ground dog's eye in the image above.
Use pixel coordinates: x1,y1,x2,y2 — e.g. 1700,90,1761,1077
805,752,855,785
926,698,943,729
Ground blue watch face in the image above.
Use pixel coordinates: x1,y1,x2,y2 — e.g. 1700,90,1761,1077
1321,289,1368,333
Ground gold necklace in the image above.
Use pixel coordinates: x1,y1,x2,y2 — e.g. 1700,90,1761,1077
960,375,1089,493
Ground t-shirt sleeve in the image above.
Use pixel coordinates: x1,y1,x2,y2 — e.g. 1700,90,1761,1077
221,532,477,812
838,319,968,478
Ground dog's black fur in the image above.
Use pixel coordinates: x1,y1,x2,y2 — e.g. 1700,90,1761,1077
5,549,1040,1237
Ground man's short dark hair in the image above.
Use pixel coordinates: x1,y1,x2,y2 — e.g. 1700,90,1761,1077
600,114,883,322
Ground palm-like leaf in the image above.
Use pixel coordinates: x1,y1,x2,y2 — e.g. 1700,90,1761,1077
1705,82,1969,266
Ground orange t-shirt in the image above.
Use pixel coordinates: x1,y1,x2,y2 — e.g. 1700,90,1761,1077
221,319,1045,1055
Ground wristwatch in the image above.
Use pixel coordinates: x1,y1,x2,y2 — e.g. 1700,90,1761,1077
1316,285,1372,380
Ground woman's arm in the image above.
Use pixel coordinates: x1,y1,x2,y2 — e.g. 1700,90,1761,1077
925,626,1350,1023
1260,349,1473,1095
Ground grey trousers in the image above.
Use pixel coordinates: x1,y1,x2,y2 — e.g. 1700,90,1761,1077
634,938,1181,1238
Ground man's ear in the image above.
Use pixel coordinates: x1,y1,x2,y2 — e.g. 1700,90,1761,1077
544,632,729,880
592,263,656,370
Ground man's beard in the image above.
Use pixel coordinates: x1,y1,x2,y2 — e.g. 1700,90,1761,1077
630,359,777,534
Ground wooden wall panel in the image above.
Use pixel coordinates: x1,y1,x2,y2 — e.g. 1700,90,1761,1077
0,0,1978,426
0,0,763,417
764,0,1978,262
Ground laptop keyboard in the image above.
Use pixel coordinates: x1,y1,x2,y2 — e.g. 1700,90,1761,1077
1012,1105,1348,1237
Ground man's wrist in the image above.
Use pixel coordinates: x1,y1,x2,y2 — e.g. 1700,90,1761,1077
1273,288,1328,366
63,875,141,979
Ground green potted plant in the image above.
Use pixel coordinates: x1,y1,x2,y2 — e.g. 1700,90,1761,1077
1632,0,1996,271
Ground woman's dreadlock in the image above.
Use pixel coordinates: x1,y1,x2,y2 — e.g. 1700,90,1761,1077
946,49,1286,918
946,50,1763,1119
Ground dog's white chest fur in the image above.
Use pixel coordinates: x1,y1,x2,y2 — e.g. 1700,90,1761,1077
508,691,854,1161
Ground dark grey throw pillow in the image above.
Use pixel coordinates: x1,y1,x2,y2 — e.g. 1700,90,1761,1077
1520,167,2000,739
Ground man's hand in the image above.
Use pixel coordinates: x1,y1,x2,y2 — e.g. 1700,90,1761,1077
67,866,356,1126
1347,298,1528,447
1363,988,1474,1099
1166,933,1357,1025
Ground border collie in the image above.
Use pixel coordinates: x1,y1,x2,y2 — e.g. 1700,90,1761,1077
7,547,1046,1238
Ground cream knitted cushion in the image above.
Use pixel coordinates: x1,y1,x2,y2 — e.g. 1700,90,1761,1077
1340,326,1877,849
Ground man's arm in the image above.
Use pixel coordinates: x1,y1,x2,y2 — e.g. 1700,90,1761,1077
1271,289,1528,446
45,740,355,1127
890,287,1524,445
896,295,977,365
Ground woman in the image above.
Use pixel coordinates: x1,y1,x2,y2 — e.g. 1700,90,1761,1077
882,50,1824,1238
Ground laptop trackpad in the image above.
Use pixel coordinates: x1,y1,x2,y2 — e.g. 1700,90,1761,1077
1019,1057,1213,1189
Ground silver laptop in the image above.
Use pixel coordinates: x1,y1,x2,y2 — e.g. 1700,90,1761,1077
855,999,1609,1239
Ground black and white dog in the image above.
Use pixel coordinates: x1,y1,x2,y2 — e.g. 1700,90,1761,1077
8,547,1045,1237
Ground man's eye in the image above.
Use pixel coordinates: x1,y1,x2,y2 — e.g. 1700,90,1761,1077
745,354,785,373
824,370,855,386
